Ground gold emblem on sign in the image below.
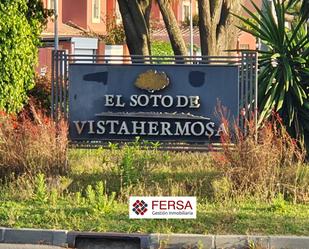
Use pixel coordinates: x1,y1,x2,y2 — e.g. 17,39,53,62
134,70,170,92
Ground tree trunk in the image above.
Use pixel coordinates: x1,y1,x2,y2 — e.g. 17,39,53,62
157,0,188,57
117,0,152,57
198,0,241,56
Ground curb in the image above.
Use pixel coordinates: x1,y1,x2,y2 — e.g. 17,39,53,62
0,228,67,247
149,234,215,249
0,228,308,248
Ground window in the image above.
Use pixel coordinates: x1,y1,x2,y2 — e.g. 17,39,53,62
92,0,101,23
48,0,55,10
115,1,122,25
183,4,190,22
239,44,250,50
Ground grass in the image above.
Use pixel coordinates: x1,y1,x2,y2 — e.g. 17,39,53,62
0,148,308,235
0,110,308,235
0,195,308,235
68,148,219,199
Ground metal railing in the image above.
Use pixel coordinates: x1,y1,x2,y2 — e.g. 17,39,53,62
51,51,258,150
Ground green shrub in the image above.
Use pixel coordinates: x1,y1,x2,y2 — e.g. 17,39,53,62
151,41,174,63
119,145,137,188
117,139,161,190
102,18,125,45
27,76,52,114
235,0,309,150
85,182,115,214
86,185,96,205
33,173,48,204
0,0,49,113
49,188,59,207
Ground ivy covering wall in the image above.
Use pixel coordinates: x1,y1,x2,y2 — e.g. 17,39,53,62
0,0,48,113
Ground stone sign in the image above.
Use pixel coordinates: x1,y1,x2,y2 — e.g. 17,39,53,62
69,64,239,143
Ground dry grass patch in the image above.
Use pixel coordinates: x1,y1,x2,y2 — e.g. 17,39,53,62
0,105,68,180
212,114,308,202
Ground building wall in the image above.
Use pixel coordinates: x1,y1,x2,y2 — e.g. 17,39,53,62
86,0,107,34
151,1,162,22
44,0,63,32
238,32,257,50
151,0,182,22
151,0,198,24
243,0,263,17
40,0,262,60
62,0,107,34
106,0,117,20
37,47,53,76
36,41,73,77
62,0,87,29
238,0,263,50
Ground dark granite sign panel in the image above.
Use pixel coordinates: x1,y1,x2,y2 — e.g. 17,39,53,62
69,64,239,143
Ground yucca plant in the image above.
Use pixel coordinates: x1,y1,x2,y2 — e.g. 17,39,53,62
235,0,309,150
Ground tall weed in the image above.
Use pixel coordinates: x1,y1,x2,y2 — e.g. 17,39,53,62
85,181,116,214
117,138,158,189
33,173,48,203
0,105,68,179
212,112,308,202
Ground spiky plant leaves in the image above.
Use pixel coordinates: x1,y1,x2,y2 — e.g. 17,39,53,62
234,0,309,149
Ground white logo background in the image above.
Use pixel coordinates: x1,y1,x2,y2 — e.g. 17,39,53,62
129,196,196,219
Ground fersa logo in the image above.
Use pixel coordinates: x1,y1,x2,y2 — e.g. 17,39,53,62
152,200,193,210
129,197,196,219
132,200,148,215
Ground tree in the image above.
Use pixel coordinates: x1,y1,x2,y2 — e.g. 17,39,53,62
117,0,242,57
0,0,49,113
235,0,309,149
156,0,187,56
197,0,242,56
117,0,188,58
117,0,152,56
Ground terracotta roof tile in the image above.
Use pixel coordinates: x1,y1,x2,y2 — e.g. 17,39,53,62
151,27,201,46
41,23,83,38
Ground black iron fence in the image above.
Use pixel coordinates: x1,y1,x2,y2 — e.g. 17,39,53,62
51,51,258,150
